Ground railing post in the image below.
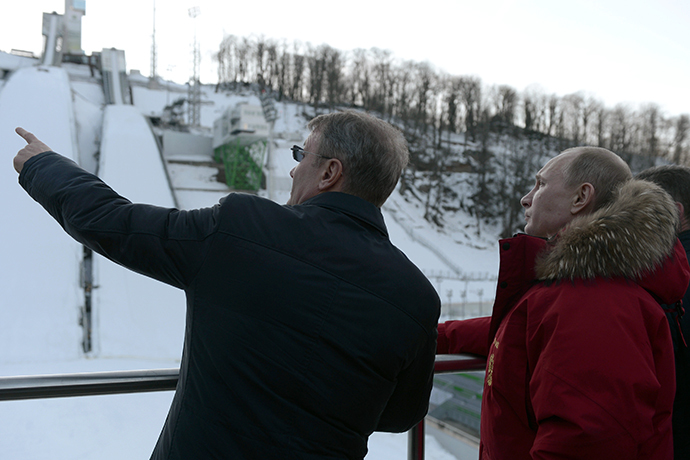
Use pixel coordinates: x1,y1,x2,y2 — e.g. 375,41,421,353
408,419,425,460
407,353,486,459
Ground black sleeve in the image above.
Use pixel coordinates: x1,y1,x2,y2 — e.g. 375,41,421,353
375,331,436,432
19,151,216,290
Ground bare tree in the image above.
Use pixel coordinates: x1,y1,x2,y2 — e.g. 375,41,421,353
215,34,238,88
424,93,447,225
235,36,252,83
546,94,560,137
458,76,482,141
596,106,608,147
412,62,435,134
350,48,371,108
276,40,291,100
265,40,279,90
608,104,634,162
325,46,346,109
491,84,518,126
522,84,547,132
446,76,461,134
391,62,414,127
672,114,690,164
523,92,536,131
369,48,393,117
306,44,328,112
469,108,496,238
290,43,306,102
639,103,662,158
254,35,267,86
581,95,602,145
561,92,584,144
494,134,540,237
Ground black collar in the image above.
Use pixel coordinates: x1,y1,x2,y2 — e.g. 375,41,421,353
300,192,388,237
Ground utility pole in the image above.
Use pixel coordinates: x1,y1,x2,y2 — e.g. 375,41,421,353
187,6,201,128
150,0,157,83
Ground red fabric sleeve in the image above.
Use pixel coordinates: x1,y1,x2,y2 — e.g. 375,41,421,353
437,316,491,356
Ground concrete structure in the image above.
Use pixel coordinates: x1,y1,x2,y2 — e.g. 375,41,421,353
212,103,270,191
63,0,86,55
213,103,269,148
41,12,63,66
40,1,85,66
101,48,131,105
162,131,213,159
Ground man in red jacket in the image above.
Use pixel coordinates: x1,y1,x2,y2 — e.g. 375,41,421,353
438,147,690,459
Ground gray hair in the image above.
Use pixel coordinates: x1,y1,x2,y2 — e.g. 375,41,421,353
307,110,409,207
561,146,632,210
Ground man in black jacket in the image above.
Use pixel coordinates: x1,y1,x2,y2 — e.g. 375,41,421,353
13,110,440,460
636,165,690,460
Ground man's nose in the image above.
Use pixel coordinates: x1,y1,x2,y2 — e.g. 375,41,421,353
520,193,531,208
289,167,295,178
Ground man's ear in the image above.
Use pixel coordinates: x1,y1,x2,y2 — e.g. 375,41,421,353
317,159,344,192
571,182,595,215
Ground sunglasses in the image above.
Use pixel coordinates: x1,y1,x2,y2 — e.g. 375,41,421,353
291,145,333,162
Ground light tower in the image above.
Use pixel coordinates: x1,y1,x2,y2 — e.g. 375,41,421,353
187,6,202,128
149,0,158,86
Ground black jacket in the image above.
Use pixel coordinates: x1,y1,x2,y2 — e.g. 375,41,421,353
20,152,440,460
666,230,690,460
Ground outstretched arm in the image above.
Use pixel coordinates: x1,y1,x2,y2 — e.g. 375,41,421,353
13,127,51,174
437,316,491,356
17,143,215,291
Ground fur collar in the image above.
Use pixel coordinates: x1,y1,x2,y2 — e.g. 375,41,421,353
535,179,679,281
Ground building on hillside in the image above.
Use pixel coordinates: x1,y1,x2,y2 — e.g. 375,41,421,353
213,103,270,191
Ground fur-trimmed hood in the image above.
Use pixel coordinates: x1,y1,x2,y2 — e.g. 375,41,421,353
535,179,679,281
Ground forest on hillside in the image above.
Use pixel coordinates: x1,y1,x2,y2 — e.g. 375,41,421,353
210,34,689,237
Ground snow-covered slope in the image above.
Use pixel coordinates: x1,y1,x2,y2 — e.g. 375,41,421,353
0,57,494,459
0,66,83,364
94,104,186,360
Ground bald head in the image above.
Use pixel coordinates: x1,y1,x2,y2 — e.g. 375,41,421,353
560,147,632,211
521,146,631,238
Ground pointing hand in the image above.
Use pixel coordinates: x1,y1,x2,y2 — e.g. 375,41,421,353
14,127,51,173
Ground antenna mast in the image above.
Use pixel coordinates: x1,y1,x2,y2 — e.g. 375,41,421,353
187,6,201,128
149,0,158,84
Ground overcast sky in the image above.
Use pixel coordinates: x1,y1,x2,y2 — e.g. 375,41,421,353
2,0,688,116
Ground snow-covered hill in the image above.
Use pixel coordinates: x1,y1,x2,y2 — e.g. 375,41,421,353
0,53,497,459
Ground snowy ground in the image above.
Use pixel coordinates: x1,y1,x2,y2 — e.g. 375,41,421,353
0,51,492,459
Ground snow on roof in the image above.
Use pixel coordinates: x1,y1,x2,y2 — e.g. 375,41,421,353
0,50,38,72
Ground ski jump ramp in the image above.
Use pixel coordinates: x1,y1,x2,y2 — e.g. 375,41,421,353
94,104,185,360
0,64,184,364
96,50,185,362
0,66,83,365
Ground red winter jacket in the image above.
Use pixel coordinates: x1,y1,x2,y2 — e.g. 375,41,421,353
438,180,690,460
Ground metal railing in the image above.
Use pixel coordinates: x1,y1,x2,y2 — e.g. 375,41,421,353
0,367,179,401
0,354,486,459
409,354,485,460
